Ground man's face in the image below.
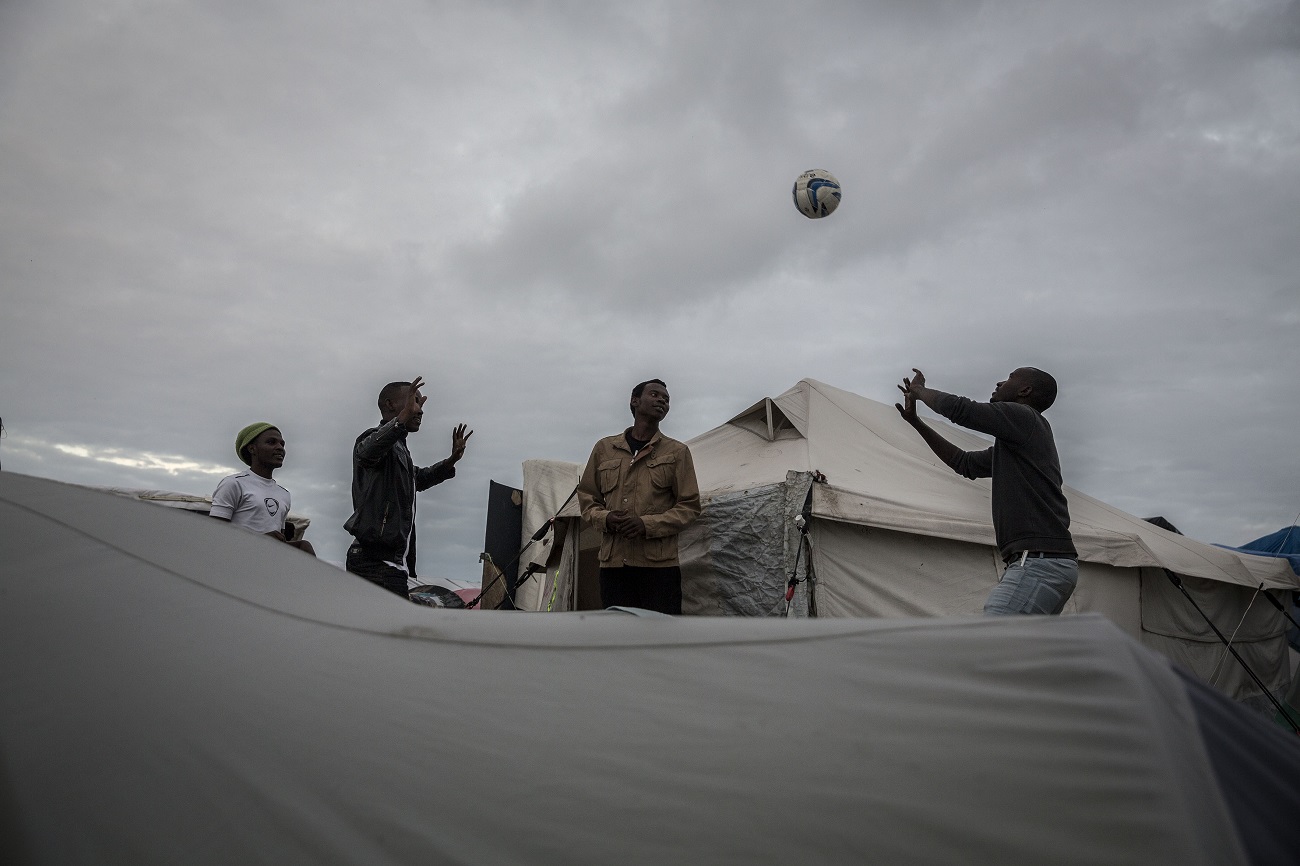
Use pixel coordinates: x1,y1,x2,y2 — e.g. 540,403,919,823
249,428,285,468
991,369,1030,403
631,382,670,422
386,387,424,431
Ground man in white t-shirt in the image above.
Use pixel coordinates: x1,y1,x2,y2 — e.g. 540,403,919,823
210,422,315,555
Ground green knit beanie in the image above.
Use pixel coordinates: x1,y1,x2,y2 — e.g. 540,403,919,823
235,422,277,465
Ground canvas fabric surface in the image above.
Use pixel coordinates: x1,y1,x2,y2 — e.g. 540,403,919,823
7,471,1289,865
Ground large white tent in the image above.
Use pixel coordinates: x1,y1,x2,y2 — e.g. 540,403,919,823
3,471,1299,864
513,380,1298,704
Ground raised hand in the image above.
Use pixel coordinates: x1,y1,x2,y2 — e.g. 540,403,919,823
397,376,427,425
895,387,917,423
449,422,473,463
899,367,926,397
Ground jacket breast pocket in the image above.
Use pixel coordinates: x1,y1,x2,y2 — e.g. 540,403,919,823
597,458,622,495
648,456,676,490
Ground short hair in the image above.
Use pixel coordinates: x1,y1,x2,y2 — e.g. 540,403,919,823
629,378,667,415
631,379,667,400
378,381,411,409
1022,368,1058,411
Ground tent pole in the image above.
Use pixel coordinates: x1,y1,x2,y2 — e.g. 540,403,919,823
1256,583,1300,632
1163,569,1300,733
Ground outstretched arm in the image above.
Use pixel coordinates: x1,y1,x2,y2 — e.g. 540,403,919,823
898,367,945,414
896,369,967,465
355,420,405,467
901,367,1033,443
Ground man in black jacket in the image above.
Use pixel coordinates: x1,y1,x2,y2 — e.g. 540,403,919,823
896,367,1078,615
344,376,472,598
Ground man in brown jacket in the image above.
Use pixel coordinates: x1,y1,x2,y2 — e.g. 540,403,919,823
577,378,702,614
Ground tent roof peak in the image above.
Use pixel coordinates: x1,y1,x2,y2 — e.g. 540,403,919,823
725,383,808,441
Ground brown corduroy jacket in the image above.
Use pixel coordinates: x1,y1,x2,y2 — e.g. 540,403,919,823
577,430,701,568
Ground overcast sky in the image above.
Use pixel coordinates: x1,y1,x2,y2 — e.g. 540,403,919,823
2,0,1298,578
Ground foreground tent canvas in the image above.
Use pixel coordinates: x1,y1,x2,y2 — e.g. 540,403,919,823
4,472,1300,865
511,380,1299,706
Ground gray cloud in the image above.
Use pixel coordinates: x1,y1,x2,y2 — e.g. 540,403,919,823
2,0,1298,575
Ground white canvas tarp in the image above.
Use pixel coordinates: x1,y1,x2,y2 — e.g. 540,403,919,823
5,471,1299,864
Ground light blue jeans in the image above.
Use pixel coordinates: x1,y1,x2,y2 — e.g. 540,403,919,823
984,556,1079,615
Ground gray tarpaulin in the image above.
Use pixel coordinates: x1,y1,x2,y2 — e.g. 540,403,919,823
5,471,1299,864
682,476,797,616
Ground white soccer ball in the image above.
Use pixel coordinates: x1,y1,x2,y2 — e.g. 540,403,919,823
792,169,842,219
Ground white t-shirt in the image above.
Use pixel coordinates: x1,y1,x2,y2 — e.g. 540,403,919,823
210,472,291,535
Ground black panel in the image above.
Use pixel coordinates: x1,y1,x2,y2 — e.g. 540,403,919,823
483,480,523,609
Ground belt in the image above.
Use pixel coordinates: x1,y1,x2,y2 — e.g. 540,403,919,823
1004,550,1078,566
349,542,403,559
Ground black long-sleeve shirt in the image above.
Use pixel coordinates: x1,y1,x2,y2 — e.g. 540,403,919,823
931,393,1076,559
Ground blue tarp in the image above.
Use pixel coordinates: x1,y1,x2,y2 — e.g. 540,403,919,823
1217,526,1300,576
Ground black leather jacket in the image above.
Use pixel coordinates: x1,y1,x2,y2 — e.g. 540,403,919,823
343,418,455,577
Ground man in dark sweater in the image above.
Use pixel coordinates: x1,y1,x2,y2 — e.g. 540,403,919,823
896,367,1078,615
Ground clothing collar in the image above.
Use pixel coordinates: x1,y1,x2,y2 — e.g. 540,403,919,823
616,427,662,462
